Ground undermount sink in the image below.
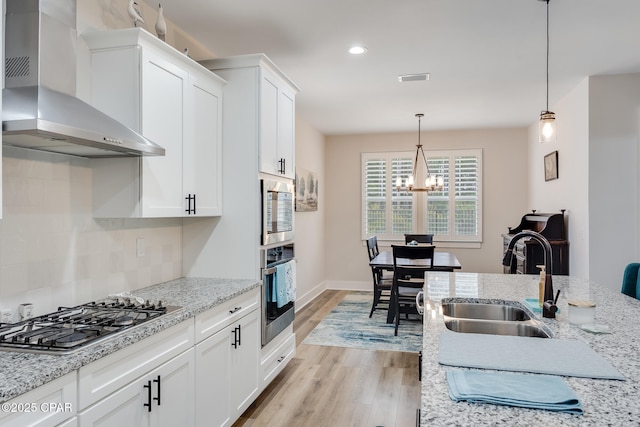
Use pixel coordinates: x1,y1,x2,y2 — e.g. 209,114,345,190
441,302,531,321
443,318,552,338
440,299,552,338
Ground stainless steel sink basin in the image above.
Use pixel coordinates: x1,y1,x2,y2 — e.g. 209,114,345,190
443,318,551,338
440,298,552,338
441,302,531,321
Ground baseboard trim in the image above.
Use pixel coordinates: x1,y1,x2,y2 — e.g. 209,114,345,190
324,280,371,292
295,281,327,311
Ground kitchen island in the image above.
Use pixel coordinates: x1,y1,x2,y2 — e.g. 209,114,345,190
0,277,259,404
420,272,640,426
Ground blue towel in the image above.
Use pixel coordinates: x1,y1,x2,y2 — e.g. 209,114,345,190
446,369,583,414
274,263,288,308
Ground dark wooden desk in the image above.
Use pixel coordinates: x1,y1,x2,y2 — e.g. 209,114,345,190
369,250,462,271
369,250,462,324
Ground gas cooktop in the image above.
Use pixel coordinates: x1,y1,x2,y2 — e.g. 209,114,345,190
0,298,181,355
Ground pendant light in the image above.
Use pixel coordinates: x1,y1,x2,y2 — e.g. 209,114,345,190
395,114,444,192
539,0,556,143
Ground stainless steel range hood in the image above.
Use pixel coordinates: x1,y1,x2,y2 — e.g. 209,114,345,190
2,0,165,158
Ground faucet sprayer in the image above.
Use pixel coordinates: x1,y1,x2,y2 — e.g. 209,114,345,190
502,230,559,318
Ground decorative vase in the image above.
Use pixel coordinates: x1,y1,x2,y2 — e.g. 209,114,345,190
155,4,167,41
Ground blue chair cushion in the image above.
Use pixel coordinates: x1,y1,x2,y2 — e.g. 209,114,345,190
621,263,640,299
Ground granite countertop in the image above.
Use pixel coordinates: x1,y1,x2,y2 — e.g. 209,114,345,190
420,272,640,426
0,277,260,403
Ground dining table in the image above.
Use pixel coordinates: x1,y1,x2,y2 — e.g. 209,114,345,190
368,249,462,271
369,249,462,324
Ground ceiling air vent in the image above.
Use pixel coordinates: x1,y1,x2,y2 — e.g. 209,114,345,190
398,73,430,82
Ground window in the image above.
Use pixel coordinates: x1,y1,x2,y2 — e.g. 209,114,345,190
362,149,482,244
362,152,414,240
426,149,482,242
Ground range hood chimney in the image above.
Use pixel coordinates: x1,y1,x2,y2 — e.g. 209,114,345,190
2,0,165,158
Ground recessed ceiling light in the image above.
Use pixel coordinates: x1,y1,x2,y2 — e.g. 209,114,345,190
398,73,430,82
348,46,367,55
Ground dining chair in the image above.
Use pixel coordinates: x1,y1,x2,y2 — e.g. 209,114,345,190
621,262,640,299
391,245,435,335
404,234,434,244
366,236,393,317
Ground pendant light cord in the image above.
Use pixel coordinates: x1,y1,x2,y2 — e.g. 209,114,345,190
545,0,550,112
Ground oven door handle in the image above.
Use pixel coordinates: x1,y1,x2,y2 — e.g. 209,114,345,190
263,266,277,276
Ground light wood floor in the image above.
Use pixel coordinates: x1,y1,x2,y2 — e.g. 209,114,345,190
233,290,421,427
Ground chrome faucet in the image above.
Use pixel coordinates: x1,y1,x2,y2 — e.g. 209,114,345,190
502,230,559,318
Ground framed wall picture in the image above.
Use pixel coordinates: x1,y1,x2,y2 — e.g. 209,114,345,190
295,167,319,211
544,151,558,181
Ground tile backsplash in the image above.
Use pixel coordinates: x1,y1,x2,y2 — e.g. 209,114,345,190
0,147,182,321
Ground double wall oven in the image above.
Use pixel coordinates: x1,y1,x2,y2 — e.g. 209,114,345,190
260,177,296,346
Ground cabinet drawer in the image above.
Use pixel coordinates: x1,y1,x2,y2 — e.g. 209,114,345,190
260,331,295,387
0,372,77,427
78,321,194,410
195,288,260,343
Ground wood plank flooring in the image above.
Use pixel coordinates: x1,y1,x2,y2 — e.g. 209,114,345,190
233,290,421,427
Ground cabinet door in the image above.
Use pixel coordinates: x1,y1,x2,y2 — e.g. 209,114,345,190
79,349,194,427
139,49,187,217
151,349,195,427
260,70,280,176
0,373,77,427
229,309,260,418
183,72,223,216
277,87,295,179
78,377,150,427
195,326,232,427
259,68,296,179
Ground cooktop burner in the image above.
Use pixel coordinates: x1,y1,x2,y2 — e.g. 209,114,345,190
0,298,181,354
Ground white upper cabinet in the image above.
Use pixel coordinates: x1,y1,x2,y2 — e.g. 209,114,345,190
84,28,225,218
201,54,299,180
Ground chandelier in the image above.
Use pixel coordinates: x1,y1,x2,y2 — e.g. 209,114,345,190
539,0,556,143
395,113,444,192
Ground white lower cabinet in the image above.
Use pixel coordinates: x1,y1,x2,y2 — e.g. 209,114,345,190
195,291,260,427
78,348,194,427
77,321,194,427
260,328,296,388
2,288,284,427
0,372,77,427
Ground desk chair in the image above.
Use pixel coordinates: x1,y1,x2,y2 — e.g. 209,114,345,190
366,236,393,317
622,263,640,299
391,245,435,335
404,234,434,244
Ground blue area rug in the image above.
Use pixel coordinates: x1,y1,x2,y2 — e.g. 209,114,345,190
303,291,423,353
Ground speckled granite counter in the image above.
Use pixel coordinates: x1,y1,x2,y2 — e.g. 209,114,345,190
420,272,640,426
0,277,259,403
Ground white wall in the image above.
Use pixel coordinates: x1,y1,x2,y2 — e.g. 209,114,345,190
324,128,529,288
293,118,326,308
588,73,640,292
528,78,590,280
528,73,640,293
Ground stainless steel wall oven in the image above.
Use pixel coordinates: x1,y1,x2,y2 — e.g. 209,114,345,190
261,243,295,346
261,178,294,246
